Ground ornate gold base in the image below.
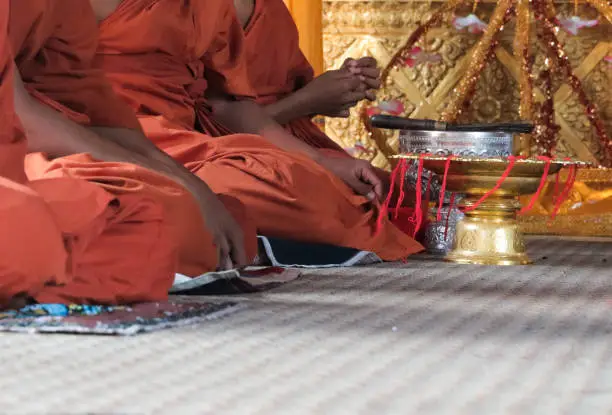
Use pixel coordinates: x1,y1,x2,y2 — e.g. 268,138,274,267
394,154,583,265
446,197,531,266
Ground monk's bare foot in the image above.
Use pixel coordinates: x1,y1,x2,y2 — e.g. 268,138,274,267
1,294,32,311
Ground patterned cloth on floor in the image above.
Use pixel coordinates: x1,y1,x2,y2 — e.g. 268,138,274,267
0,267,302,335
171,266,302,295
0,302,241,335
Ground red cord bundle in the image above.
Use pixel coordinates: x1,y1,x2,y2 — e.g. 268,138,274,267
376,154,579,242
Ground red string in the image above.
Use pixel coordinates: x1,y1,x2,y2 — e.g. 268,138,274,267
375,158,404,235
419,172,434,239
551,163,578,220
444,192,456,241
424,173,433,212
552,157,573,206
393,158,410,219
461,156,519,213
437,155,454,221
552,167,562,204
518,156,552,215
411,155,425,238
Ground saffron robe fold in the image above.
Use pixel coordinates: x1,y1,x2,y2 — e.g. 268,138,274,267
0,0,178,306
16,0,258,278
241,0,347,154
30,0,423,264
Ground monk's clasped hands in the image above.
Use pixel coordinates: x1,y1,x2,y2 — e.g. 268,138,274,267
300,56,382,118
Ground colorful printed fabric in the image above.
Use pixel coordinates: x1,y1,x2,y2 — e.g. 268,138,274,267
0,301,241,335
0,304,122,319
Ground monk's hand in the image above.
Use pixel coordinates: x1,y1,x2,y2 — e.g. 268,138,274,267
342,57,381,100
302,68,368,118
318,156,384,202
192,184,247,271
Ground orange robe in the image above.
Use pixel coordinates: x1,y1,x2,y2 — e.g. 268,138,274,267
0,1,65,306
16,0,258,278
242,0,347,155
0,0,178,306
31,0,423,262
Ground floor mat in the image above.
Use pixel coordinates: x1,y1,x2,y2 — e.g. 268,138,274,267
0,301,241,335
1,237,610,413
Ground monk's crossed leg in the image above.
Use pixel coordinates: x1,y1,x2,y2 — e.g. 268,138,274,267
0,177,68,306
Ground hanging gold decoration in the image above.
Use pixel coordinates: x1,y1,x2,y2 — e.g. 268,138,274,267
534,0,612,166
514,0,534,156
440,0,515,122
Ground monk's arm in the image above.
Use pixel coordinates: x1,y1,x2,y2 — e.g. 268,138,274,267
12,66,208,192
262,88,317,125
260,69,370,124
210,92,383,200
208,95,323,161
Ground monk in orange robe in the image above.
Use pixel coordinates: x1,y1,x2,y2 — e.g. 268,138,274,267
0,0,177,307
234,0,379,156
81,0,423,261
234,0,425,232
15,0,258,276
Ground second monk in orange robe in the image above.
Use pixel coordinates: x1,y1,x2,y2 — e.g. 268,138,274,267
30,0,423,265
234,0,426,232
235,0,377,156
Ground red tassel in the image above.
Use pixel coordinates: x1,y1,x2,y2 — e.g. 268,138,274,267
444,193,456,241
411,155,426,237
551,163,578,220
461,156,519,213
552,167,562,204
417,173,434,241
437,155,454,221
552,158,573,206
519,156,552,215
393,158,410,219
424,173,433,216
375,158,405,235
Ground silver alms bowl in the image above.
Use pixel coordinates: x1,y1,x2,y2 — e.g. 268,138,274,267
399,129,516,204
399,130,516,158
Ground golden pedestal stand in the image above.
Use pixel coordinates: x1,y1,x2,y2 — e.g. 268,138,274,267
451,198,530,265
397,155,584,265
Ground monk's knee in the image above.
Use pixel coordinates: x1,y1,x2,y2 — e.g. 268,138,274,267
0,179,67,305
34,191,177,305
84,193,177,303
